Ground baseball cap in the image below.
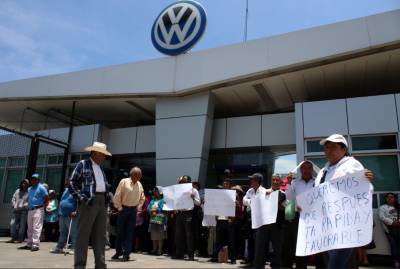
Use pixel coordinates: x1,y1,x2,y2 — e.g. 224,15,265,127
248,173,263,183
319,134,348,148
31,173,40,180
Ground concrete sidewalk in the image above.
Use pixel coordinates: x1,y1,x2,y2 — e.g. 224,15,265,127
0,237,391,268
0,237,238,268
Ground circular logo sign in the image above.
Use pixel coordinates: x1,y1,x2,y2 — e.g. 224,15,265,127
151,1,207,56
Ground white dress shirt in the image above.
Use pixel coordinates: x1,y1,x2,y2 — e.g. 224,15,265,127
285,177,315,201
314,156,365,186
243,185,267,209
91,158,106,193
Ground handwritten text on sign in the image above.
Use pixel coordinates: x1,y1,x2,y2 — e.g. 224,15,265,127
204,189,236,217
295,171,373,256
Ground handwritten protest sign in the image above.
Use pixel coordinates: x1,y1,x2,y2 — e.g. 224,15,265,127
204,189,236,217
295,171,373,256
250,191,279,229
162,183,194,211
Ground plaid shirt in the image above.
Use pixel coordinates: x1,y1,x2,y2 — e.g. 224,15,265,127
69,159,109,206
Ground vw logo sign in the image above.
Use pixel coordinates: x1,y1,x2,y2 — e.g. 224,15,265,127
151,1,207,56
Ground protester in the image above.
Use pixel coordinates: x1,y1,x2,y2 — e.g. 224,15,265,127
232,185,246,260
50,179,77,255
192,181,206,257
260,174,286,269
44,190,59,242
112,166,145,262
379,192,400,268
147,186,167,255
69,141,112,269
172,175,200,260
7,179,29,243
242,173,267,269
314,134,373,269
284,161,316,268
210,179,238,264
18,173,48,251
134,192,150,253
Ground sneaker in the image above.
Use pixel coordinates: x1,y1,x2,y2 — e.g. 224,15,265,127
18,245,31,250
68,249,74,255
50,248,63,254
6,239,15,243
121,256,129,262
31,246,39,252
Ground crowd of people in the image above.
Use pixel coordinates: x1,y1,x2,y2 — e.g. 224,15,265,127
5,135,400,269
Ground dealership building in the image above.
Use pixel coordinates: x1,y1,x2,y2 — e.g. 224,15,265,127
0,6,399,255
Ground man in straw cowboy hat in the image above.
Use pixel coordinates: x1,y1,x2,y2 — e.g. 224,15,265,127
69,141,112,269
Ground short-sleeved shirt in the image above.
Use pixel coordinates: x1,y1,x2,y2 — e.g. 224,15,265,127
28,183,48,209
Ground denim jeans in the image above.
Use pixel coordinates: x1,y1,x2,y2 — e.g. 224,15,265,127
115,207,137,257
10,210,27,241
56,215,77,250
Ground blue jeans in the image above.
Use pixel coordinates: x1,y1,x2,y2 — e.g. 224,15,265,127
10,210,27,241
327,248,354,269
56,215,77,250
115,207,137,257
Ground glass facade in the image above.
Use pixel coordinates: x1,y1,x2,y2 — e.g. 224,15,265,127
207,147,275,189
3,169,24,203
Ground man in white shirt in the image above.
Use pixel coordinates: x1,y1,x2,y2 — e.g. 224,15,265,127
69,142,112,269
242,173,268,269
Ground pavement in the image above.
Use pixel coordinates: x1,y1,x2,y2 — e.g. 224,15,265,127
0,237,392,268
0,237,238,268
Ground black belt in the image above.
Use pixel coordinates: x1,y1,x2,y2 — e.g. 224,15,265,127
122,205,137,209
29,205,43,211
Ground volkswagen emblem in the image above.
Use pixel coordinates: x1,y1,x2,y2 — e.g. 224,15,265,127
151,1,207,56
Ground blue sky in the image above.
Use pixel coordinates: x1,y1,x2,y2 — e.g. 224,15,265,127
0,0,399,83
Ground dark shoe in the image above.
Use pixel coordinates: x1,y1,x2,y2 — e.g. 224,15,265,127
230,260,237,264
30,246,39,251
171,256,184,260
208,258,218,263
188,256,195,261
18,245,31,250
121,256,129,262
6,239,15,243
111,253,121,260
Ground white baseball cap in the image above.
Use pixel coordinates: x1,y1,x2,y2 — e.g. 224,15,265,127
319,134,348,148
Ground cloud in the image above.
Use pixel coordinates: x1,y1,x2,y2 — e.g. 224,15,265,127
0,1,104,82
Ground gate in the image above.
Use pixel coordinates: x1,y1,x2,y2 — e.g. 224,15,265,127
0,126,68,231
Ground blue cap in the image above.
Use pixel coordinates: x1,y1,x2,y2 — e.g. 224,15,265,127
31,173,40,180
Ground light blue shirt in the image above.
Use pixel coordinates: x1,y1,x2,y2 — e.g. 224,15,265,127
28,183,48,208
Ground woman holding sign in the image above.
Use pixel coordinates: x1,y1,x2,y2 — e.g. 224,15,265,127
314,134,373,269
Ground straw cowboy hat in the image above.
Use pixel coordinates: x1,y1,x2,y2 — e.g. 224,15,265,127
84,141,112,156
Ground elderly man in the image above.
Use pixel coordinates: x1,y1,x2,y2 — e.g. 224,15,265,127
18,173,48,251
173,175,200,261
112,166,145,262
242,173,267,268
69,142,112,269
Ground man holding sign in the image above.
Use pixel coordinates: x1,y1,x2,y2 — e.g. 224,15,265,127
207,179,238,264
172,175,200,261
296,134,374,269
